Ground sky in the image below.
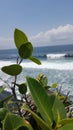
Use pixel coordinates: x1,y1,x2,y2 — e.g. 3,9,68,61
0,0,73,49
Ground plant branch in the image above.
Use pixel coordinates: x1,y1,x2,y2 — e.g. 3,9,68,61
11,76,22,117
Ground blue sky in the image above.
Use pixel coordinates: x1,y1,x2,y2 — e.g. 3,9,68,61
0,0,73,49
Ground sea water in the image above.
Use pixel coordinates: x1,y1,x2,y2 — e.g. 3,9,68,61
0,44,73,101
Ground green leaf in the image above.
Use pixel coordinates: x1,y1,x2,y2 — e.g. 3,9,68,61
59,118,73,126
37,74,48,88
26,77,55,127
18,42,33,59
0,108,8,121
58,123,73,130
52,97,66,123
52,83,58,88
1,64,22,76
3,113,33,130
42,76,48,87
16,120,33,130
17,83,27,94
23,105,51,130
14,28,28,49
29,56,41,65
40,76,48,88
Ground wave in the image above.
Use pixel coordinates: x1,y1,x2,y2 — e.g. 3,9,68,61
46,53,73,59
0,59,73,70
21,61,73,70
1,51,73,60
47,54,65,59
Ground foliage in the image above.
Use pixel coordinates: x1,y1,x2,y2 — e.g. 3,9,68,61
0,28,73,130
2,64,22,76
26,77,73,130
36,73,71,106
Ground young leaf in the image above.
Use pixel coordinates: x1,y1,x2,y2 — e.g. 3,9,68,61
1,64,22,76
17,83,27,94
18,42,33,59
29,56,41,65
52,83,58,88
37,74,48,88
26,77,55,127
14,28,28,49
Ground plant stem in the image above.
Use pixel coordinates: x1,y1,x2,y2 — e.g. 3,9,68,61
11,76,22,117
11,56,23,117
19,59,23,64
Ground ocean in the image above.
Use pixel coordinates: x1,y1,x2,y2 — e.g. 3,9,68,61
0,44,73,101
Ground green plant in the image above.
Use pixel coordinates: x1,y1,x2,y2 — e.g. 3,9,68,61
0,28,41,130
25,77,73,130
36,73,71,107
0,28,73,130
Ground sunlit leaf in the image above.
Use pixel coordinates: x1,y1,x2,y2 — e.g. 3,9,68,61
26,77,55,127
59,118,73,126
52,96,66,123
52,83,58,88
29,56,41,65
1,64,22,76
37,74,48,88
14,28,28,49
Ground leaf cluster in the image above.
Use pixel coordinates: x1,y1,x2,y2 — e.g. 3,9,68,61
0,28,73,130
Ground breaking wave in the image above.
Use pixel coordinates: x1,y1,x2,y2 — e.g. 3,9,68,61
46,53,73,59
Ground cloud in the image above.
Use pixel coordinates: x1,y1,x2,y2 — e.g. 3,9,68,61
0,37,14,49
30,24,73,46
0,24,73,49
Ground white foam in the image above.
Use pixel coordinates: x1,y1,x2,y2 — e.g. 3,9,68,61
0,60,14,68
0,60,73,96
47,53,66,59
21,61,73,70
0,59,73,74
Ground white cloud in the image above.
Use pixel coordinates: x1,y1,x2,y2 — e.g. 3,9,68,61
0,24,73,49
29,24,73,46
